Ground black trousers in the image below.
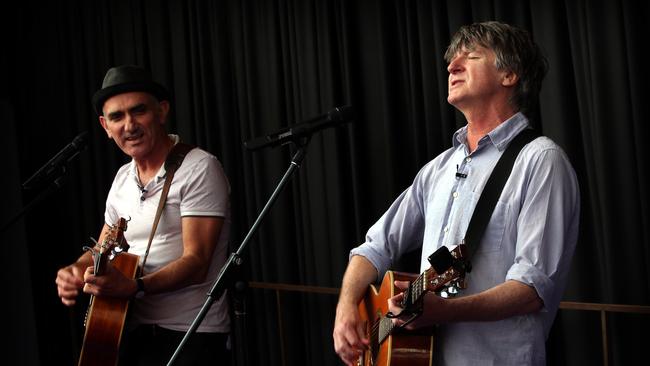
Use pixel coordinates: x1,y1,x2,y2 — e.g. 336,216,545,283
119,324,230,366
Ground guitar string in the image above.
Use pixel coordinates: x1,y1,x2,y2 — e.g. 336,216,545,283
369,272,426,344
365,248,466,358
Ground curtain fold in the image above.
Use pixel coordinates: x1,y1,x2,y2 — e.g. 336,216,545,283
2,0,648,365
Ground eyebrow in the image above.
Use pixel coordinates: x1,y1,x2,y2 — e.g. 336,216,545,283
106,103,147,121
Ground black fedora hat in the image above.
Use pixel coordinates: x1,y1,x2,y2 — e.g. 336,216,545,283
92,65,170,115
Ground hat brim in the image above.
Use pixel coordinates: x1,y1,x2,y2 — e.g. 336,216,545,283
92,81,170,115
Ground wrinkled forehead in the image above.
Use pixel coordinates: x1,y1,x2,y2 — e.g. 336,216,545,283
445,42,491,62
102,91,158,115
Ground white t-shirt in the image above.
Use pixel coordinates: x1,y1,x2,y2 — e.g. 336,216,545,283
105,137,231,333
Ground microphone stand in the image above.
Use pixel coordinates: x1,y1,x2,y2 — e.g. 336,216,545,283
2,131,87,235
167,138,310,366
232,280,249,366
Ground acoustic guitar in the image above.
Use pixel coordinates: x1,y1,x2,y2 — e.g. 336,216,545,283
77,217,140,366
357,244,470,366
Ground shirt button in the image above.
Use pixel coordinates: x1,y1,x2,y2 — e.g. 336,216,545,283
444,226,449,233
452,192,459,198
466,157,472,163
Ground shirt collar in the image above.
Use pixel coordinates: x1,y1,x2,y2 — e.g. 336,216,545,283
127,134,181,185
452,112,531,151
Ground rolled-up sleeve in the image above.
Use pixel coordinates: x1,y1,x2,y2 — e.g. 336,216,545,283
505,146,580,311
350,169,428,282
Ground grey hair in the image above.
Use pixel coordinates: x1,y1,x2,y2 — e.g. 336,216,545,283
444,21,548,116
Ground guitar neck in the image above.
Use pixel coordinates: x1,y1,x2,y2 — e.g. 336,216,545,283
403,245,468,307
93,253,110,276
360,246,469,366
376,270,432,345
400,271,428,309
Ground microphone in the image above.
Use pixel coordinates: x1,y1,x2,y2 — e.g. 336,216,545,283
455,164,467,179
244,105,353,150
23,131,89,190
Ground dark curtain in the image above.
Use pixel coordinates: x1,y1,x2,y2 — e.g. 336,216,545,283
1,0,648,365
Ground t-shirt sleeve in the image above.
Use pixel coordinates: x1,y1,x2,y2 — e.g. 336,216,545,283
179,154,230,218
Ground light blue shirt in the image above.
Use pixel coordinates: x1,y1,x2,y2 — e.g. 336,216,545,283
351,113,580,365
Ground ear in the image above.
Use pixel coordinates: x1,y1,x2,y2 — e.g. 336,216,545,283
99,116,112,139
501,71,518,87
158,100,170,124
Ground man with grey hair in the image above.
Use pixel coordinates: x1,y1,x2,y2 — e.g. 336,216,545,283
333,21,579,366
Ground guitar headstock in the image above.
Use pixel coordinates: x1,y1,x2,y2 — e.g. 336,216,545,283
401,244,471,309
422,244,471,296
108,218,130,255
84,217,129,276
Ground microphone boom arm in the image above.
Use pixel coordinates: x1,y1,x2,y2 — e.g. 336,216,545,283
23,131,89,190
244,105,353,150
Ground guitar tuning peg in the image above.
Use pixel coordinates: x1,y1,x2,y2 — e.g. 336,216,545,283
437,282,462,299
447,285,459,295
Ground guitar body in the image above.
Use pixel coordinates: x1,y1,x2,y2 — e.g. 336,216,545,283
358,271,434,366
78,252,139,366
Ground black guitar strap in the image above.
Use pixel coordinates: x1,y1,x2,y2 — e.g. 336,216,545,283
140,142,195,274
463,128,540,259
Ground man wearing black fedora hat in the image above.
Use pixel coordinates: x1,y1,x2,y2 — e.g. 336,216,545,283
55,65,232,365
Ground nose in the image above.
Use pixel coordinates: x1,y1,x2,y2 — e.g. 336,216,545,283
124,113,137,132
447,56,463,75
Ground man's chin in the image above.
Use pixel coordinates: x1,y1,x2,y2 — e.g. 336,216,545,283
447,92,467,107
119,144,144,159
